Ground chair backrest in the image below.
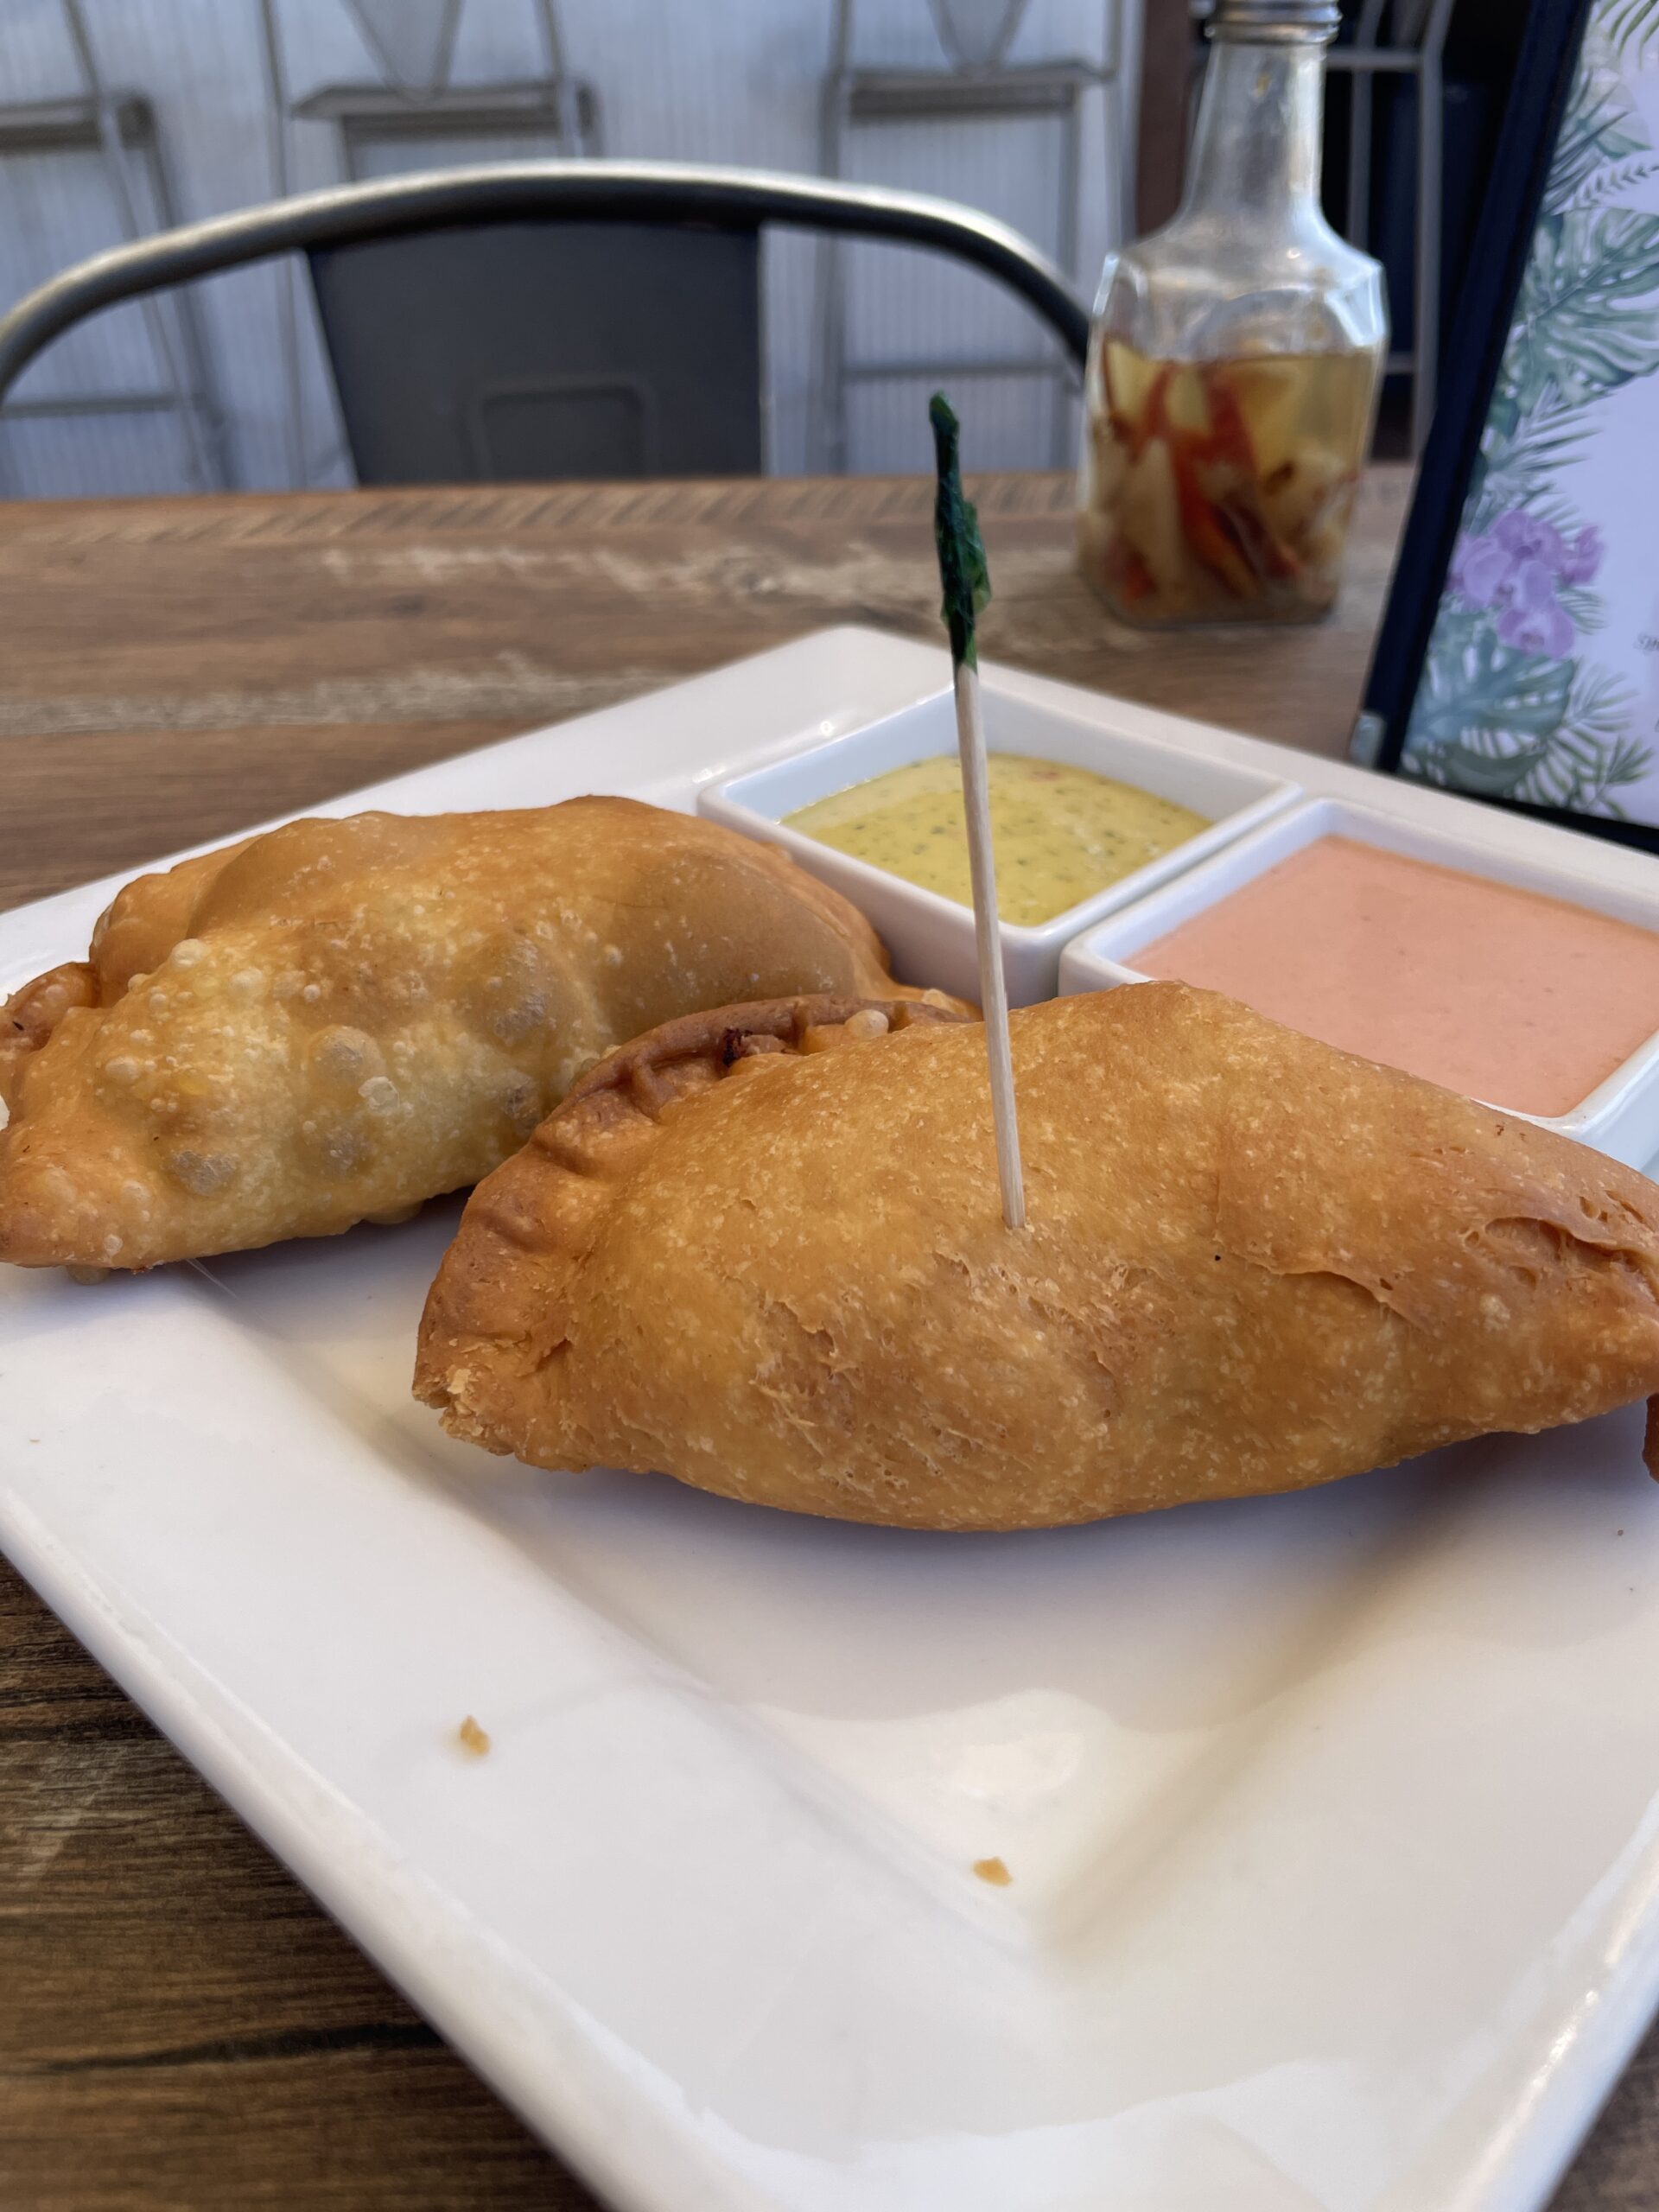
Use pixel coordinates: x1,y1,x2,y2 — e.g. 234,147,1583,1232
0,162,1088,487
310,221,760,481
343,0,463,95
925,0,1032,70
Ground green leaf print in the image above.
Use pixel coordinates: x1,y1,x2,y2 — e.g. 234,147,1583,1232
1603,0,1659,64
1469,404,1596,532
1546,68,1646,213
1418,739,1554,797
1503,210,1659,414
1409,610,1575,748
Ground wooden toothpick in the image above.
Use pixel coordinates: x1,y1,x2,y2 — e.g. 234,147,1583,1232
929,392,1027,1232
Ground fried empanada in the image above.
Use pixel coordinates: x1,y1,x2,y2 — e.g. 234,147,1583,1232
0,800,960,1269
416,983,1659,1529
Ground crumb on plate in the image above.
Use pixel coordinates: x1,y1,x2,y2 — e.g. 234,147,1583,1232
972,1855,1012,1887
456,1714,491,1757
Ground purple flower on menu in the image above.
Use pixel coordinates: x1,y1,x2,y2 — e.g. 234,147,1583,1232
1496,553,1574,654
1447,505,1592,660
1450,530,1512,608
1491,510,1567,569
1558,524,1604,584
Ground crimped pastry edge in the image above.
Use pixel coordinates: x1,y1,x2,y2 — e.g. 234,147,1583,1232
414,990,975,1440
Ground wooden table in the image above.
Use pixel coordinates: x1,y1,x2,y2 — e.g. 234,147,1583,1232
1,467,1653,2210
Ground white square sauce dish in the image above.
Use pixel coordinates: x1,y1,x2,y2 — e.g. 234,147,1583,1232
1059,791,1659,1166
699,683,1299,1005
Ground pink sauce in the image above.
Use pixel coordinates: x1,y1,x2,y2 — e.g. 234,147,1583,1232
1132,834,1659,1116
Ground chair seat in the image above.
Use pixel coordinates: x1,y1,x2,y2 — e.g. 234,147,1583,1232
293,79,599,135
843,60,1107,122
0,92,153,155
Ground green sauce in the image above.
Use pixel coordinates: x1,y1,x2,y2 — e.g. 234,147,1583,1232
784,755,1210,927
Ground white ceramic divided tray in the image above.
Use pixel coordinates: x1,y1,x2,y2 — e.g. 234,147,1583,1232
5,626,1659,2212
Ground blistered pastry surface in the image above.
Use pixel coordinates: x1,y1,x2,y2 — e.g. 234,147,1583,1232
0,799,943,1268
418,984,1659,1529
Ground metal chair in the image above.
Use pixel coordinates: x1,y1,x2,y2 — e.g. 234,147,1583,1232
0,162,1088,488
282,0,601,181
0,0,230,494
256,0,600,489
815,0,1120,474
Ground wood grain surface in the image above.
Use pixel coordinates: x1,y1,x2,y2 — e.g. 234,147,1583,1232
0,467,1650,2211
0,469,1408,910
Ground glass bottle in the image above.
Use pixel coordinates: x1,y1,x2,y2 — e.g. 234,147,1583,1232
1077,0,1387,626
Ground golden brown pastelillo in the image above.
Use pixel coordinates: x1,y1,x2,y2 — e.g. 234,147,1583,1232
416,984,1659,1530
0,799,958,1270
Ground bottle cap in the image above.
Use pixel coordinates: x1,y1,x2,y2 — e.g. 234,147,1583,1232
1207,0,1341,36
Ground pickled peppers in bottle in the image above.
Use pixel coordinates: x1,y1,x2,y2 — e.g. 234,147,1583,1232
1077,0,1386,626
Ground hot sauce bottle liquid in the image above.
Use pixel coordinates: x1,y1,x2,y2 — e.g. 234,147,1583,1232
1077,0,1386,626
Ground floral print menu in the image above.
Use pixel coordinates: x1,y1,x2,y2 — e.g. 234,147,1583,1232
1402,0,1659,821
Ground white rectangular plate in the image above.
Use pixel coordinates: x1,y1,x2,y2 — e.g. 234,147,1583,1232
4,627,1659,2212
